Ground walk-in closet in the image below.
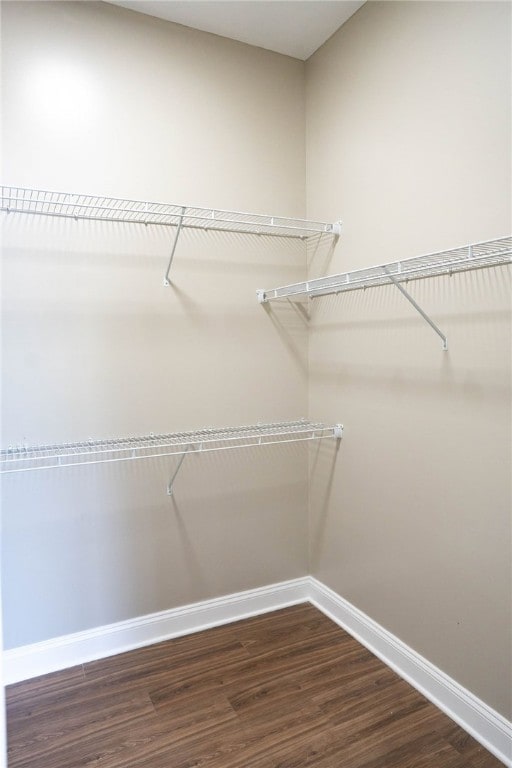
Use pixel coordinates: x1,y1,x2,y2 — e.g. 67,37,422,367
1,1,511,766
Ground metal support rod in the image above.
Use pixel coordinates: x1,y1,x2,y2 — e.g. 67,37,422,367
163,206,186,286
385,269,448,350
167,446,191,496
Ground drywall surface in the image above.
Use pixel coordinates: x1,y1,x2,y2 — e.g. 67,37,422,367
1,1,310,647
0,589,4,768
306,1,512,718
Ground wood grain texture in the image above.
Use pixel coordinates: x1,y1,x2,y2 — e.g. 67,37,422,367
6,603,504,767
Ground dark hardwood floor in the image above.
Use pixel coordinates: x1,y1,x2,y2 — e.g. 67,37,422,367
6,603,505,767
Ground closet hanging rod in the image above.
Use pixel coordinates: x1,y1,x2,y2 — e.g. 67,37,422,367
0,420,344,475
1,186,341,240
257,236,512,303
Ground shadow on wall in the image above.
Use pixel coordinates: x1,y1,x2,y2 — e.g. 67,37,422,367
169,495,209,597
258,299,309,375
308,438,342,570
309,357,510,404
306,230,340,280
254,228,342,377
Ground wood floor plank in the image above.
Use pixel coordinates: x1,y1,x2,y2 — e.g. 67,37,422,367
271,705,460,768
237,606,343,657
6,604,505,768
148,627,346,708
10,710,169,768
340,732,469,768
437,723,507,768
7,692,156,768
84,635,250,684
5,666,85,708
118,718,249,768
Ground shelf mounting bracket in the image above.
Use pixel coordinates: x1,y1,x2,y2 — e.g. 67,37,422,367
167,446,192,496
384,269,448,350
163,206,186,286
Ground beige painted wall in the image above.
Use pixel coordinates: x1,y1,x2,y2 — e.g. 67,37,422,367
306,1,511,718
1,0,510,726
1,1,310,647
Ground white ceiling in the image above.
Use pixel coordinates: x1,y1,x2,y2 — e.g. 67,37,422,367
106,1,366,60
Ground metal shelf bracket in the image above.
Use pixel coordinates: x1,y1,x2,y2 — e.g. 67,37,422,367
163,206,186,286
384,269,448,350
167,445,191,495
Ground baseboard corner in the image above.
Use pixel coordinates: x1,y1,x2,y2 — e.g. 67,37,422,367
307,576,512,767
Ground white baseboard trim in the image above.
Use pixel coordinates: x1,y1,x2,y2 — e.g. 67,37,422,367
3,575,510,766
3,576,309,686
309,577,512,767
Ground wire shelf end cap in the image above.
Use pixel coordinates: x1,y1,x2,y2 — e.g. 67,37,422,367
256,289,267,304
334,424,344,439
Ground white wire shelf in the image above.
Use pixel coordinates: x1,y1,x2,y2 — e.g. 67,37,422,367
257,236,512,350
0,420,343,476
257,236,512,302
1,186,340,240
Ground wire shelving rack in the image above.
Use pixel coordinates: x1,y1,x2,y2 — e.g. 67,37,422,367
0,420,344,494
1,186,341,284
257,236,512,350
0,186,340,238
